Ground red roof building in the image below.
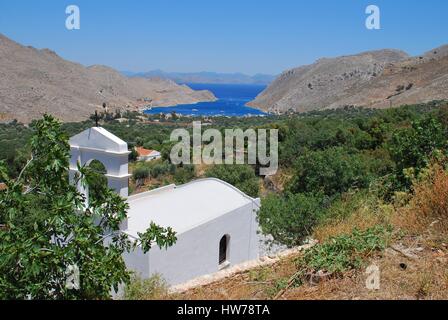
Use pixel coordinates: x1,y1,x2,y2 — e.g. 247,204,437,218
135,147,161,162
136,147,154,157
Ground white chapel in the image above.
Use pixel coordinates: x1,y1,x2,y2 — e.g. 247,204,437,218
68,127,261,285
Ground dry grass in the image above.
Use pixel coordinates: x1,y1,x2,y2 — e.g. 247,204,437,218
0,112,12,121
170,255,300,300
259,167,294,196
313,199,393,243
393,165,448,234
283,244,448,300
171,234,447,300
269,167,294,192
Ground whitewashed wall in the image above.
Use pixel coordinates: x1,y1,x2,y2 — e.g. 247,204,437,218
123,200,260,285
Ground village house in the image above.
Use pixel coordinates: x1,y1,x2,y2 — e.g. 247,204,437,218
68,127,260,285
135,146,161,162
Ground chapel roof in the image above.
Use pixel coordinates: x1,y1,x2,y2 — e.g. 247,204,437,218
124,178,259,237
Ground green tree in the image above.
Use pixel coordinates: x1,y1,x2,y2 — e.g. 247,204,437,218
389,116,447,188
287,147,372,197
258,193,325,247
205,164,259,197
0,115,176,299
133,166,150,181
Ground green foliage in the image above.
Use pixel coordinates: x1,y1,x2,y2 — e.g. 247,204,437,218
318,189,377,223
150,162,173,178
133,166,150,181
143,140,162,151
287,147,372,197
2,102,448,295
258,193,326,247
265,277,289,298
296,225,392,277
123,274,168,300
389,116,447,189
205,164,259,197
131,159,194,187
248,266,272,282
137,222,177,252
0,115,176,299
85,160,108,203
174,164,196,184
128,148,138,162
256,104,447,246
160,141,178,162
0,122,32,178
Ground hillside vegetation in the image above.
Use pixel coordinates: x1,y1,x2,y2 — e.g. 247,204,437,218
117,100,448,300
170,163,448,299
1,101,448,299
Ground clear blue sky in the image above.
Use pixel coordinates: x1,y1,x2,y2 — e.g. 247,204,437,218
0,0,447,75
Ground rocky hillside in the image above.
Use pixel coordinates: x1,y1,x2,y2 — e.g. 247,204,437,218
0,34,216,123
248,46,448,113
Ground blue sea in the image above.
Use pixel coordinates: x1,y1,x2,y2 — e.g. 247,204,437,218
144,83,267,117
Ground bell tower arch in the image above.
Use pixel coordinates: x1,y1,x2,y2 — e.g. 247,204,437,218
68,127,131,201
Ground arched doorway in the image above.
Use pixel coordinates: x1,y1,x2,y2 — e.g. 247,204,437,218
219,235,230,265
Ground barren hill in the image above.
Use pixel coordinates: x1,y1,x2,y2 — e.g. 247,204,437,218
0,34,216,123
248,46,448,113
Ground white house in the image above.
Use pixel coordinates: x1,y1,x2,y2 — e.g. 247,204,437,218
135,147,161,162
68,127,260,285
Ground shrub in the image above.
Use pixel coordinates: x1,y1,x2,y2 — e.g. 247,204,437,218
258,192,326,247
151,162,174,179
123,274,168,300
296,225,392,278
174,164,196,184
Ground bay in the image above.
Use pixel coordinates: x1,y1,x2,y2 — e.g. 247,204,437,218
144,83,267,117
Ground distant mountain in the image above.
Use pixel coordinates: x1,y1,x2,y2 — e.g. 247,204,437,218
125,70,276,85
0,34,216,123
248,46,448,113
